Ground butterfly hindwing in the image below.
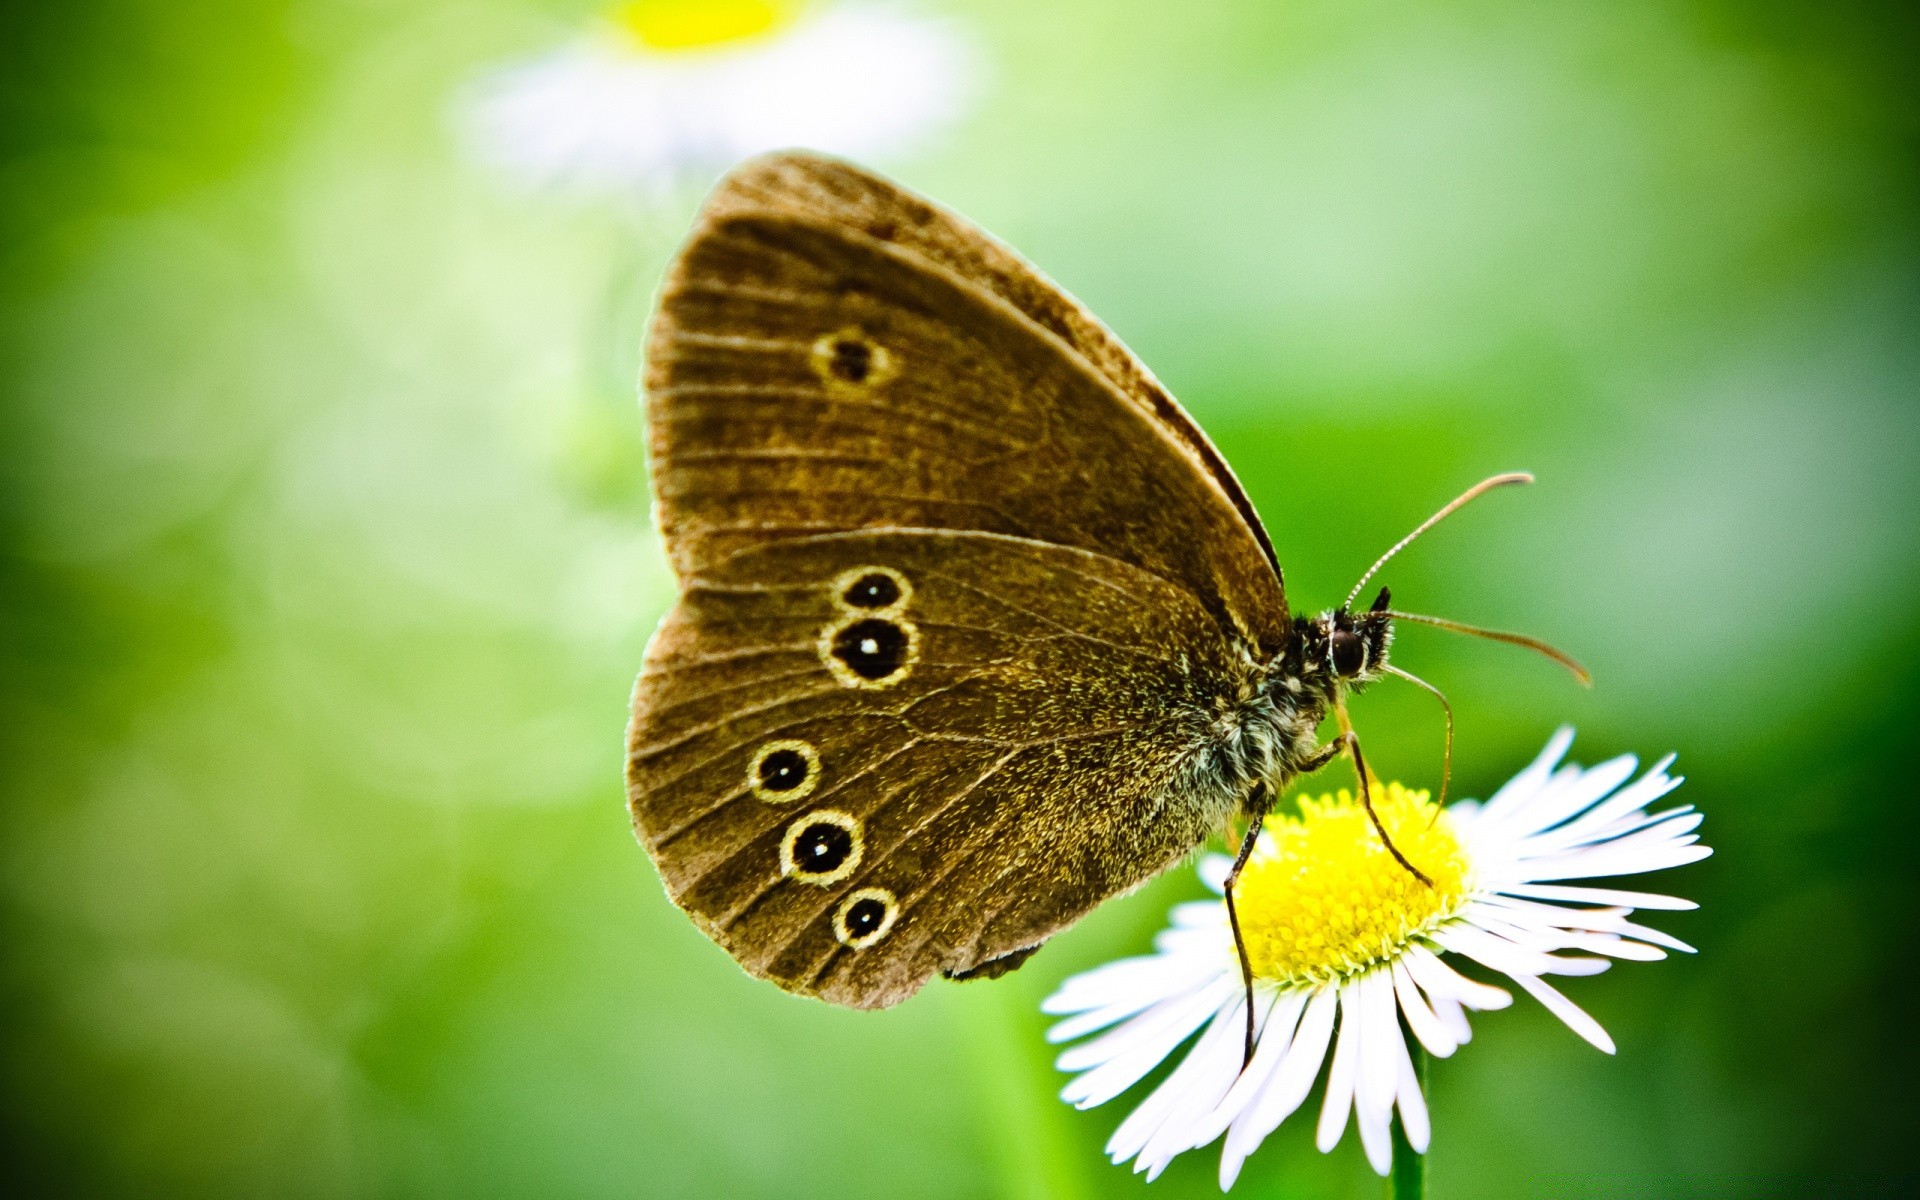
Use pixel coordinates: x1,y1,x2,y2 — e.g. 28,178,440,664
628,530,1248,1008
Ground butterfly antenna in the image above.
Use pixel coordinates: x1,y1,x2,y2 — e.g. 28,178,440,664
1384,609,1592,686
1344,472,1534,611
1381,664,1453,812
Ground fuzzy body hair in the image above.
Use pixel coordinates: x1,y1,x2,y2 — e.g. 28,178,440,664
1165,607,1395,834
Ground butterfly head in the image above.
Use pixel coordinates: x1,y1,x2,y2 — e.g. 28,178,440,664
1308,585,1395,686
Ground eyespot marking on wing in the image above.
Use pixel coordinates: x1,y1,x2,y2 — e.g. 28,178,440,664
832,565,910,614
748,739,820,803
819,614,918,688
834,887,899,948
780,810,862,885
810,329,896,391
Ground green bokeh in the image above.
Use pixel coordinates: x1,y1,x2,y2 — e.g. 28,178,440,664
3,1,1915,1196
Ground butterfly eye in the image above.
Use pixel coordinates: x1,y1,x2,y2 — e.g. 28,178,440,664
834,888,899,948
781,810,863,886
1330,630,1367,676
748,740,820,803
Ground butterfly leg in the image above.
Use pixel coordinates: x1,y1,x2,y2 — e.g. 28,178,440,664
1223,782,1271,1071
1337,728,1433,887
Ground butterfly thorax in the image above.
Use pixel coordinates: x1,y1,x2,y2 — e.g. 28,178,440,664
1189,608,1393,819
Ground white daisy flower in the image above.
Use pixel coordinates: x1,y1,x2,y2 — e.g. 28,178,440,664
460,0,976,199
1043,728,1709,1188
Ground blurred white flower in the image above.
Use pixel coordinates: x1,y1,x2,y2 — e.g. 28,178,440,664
460,0,976,199
1043,729,1709,1187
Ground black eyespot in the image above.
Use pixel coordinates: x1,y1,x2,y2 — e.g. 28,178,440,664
749,740,819,802
794,821,853,873
1330,630,1366,676
811,330,893,391
782,810,861,884
827,338,872,383
757,748,810,793
843,896,887,937
833,887,898,947
831,618,909,680
842,572,901,610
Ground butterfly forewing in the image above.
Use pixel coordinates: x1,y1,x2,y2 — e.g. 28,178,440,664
645,152,1287,648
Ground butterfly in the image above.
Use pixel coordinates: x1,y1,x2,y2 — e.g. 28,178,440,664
625,151,1584,1023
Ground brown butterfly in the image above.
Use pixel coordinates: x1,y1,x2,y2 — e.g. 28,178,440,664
626,151,1585,1026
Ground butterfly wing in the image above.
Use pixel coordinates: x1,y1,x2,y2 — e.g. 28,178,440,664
630,530,1248,1008
633,152,1289,1007
644,151,1287,650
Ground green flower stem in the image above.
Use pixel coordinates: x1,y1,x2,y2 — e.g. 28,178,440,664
1388,1044,1429,1199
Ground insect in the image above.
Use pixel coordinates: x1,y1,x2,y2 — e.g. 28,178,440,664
626,152,1585,1029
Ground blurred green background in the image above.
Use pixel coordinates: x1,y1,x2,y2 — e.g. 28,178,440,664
3,1,1916,1196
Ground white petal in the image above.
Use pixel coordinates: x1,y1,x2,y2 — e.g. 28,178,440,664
1107,991,1249,1172
1183,990,1305,1153
1221,987,1336,1187
1512,841,1711,881
1170,899,1229,928
1394,1034,1431,1154
1197,853,1234,894
1543,803,1702,850
1356,972,1399,1126
1105,996,1242,1159
1513,973,1616,1054
1154,925,1229,956
1536,761,1683,844
1060,980,1233,1107
462,9,977,197
1538,955,1615,976
1391,960,1458,1058
1497,879,1697,906
1314,986,1361,1153
1429,988,1472,1045
1503,754,1639,839
1473,726,1574,821
1464,903,1658,963
1471,893,1630,928
1353,973,1399,1176
1616,919,1697,953
1576,808,1704,846
1475,897,1689,957
1044,955,1217,1040
1431,923,1568,978
1496,882,1698,910
1356,1087,1394,1177
1136,992,1277,1176
1044,953,1183,1014
1566,935,1667,962
1404,943,1512,1011
1056,985,1195,1070
1463,901,1595,948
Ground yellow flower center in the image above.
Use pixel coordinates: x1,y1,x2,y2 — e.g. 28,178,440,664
1237,782,1471,988
612,0,798,52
